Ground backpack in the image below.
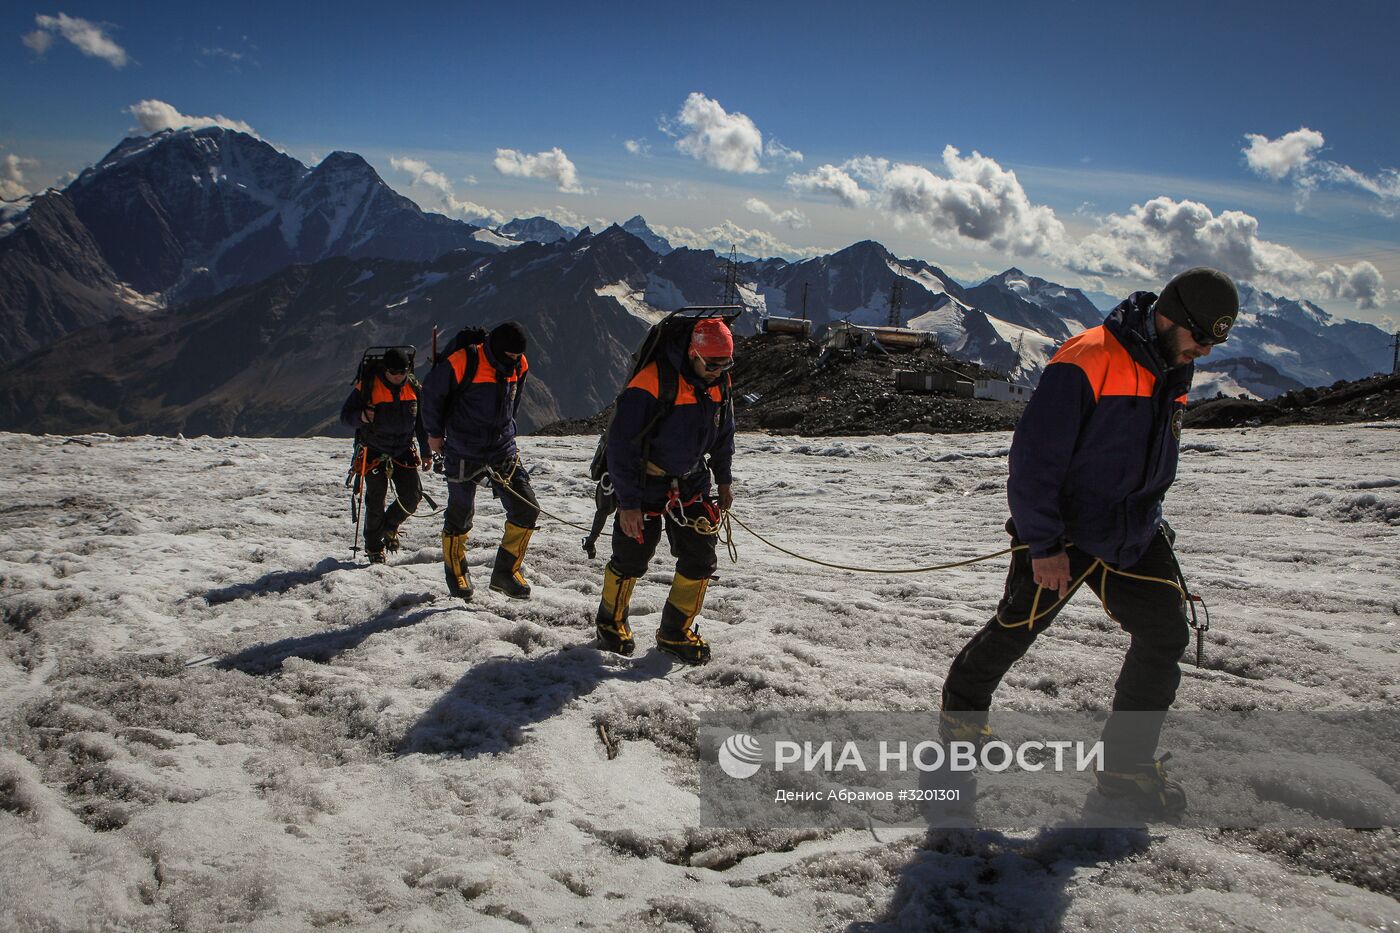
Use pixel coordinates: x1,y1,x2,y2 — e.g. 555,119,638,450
428,324,522,414
589,306,740,482
581,306,740,557
353,345,422,413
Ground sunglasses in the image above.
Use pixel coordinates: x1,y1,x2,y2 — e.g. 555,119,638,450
1174,319,1227,347
695,355,734,373
384,367,407,375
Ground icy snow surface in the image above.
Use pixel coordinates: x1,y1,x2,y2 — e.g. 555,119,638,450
1,426,1397,930
596,282,665,324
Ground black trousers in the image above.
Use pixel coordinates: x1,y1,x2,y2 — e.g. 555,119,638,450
362,455,422,551
607,503,718,582
443,456,540,535
942,526,1190,768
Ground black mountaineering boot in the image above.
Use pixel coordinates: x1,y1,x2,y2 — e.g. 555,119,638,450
594,564,637,656
442,531,473,600
655,573,712,665
1095,754,1188,818
367,549,386,565
383,527,402,554
490,522,534,599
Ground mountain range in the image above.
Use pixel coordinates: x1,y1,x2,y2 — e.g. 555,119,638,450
0,128,1391,436
0,127,503,364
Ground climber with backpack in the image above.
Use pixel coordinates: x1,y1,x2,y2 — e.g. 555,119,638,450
340,346,432,564
421,321,540,602
590,310,738,665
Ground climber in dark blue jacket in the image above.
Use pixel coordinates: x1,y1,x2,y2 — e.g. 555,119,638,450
421,322,540,602
941,267,1240,816
340,347,430,563
594,318,736,665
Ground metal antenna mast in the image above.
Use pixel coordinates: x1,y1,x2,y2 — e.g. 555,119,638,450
887,277,905,328
715,245,741,306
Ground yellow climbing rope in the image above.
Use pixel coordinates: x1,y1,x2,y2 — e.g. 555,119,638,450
725,510,1022,574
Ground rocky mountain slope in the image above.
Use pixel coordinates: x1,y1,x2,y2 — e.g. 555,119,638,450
0,127,501,363
1185,372,1400,428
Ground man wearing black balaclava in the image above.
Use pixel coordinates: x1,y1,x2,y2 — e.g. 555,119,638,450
421,321,540,601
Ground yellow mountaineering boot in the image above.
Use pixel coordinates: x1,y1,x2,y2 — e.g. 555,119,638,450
656,572,712,665
489,522,534,599
442,531,473,600
594,564,637,656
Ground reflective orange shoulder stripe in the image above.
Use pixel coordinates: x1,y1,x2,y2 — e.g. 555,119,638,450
472,345,498,384
1175,394,1188,405
401,381,418,402
676,378,698,405
1049,325,1155,402
519,354,528,376
626,362,661,398
370,378,396,405
449,348,471,384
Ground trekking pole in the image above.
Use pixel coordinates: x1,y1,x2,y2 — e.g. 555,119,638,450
350,476,364,559
1163,534,1210,668
347,442,365,558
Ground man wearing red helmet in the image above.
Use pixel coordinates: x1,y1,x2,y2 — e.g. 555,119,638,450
593,317,737,664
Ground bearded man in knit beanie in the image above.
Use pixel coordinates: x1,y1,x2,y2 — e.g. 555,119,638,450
939,267,1238,817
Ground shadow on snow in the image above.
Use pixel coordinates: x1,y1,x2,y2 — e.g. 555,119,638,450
395,641,674,761
217,596,446,674
851,825,1152,932
204,556,359,605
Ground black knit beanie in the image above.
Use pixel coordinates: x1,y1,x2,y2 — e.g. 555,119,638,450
489,321,528,356
1154,268,1239,343
382,347,410,372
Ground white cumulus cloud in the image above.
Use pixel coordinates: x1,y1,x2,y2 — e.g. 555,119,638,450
744,197,808,229
655,220,826,260
786,164,870,208
1243,127,1325,181
493,147,584,193
126,99,257,136
24,13,127,68
624,138,650,156
764,138,804,164
390,157,453,196
1,153,39,200
672,93,765,174
793,148,1064,257
390,155,504,226
1067,195,1391,309
1244,127,1399,213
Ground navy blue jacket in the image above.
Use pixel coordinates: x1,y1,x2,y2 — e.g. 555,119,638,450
340,375,429,460
607,337,735,510
1007,293,1193,567
420,343,527,464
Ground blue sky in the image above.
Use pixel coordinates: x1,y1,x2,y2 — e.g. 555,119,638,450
3,0,1397,328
